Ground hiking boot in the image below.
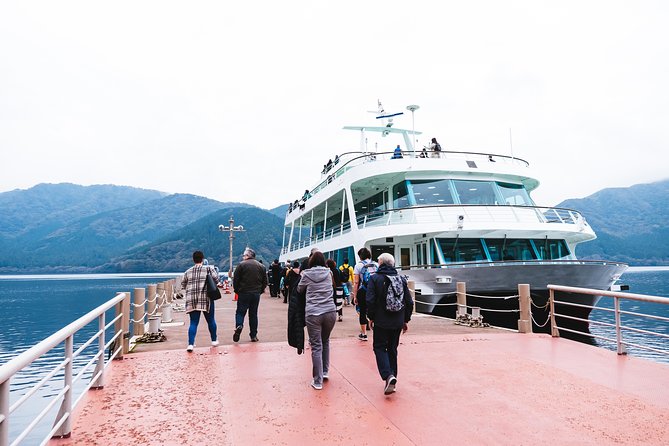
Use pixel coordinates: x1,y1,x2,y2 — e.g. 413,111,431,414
233,325,242,342
384,375,397,395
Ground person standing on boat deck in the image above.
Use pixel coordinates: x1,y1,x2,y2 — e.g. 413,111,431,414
338,258,354,305
232,248,267,342
326,258,345,322
352,247,378,341
427,137,442,158
269,259,282,298
181,250,223,352
391,144,403,159
297,251,337,390
366,253,413,395
285,261,301,304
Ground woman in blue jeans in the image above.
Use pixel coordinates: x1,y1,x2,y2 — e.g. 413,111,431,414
181,250,222,352
297,250,337,390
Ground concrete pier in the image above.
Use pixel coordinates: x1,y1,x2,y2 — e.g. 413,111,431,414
50,290,669,445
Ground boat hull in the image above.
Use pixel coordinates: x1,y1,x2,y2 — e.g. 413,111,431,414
407,261,627,342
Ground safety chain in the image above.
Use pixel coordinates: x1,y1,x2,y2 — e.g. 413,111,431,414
413,299,457,306
134,330,167,343
529,297,550,310
531,311,552,328
465,293,519,300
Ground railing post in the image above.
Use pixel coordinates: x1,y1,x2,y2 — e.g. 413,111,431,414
114,295,124,360
1,379,9,446
122,291,130,355
133,288,146,336
456,282,467,318
614,296,626,355
52,335,73,438
91,312,105,389
156,283,165,310
517,284,532,333
549,288,559,337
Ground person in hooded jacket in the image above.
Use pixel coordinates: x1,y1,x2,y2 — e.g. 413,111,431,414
366,252,414,395
296,250,337,390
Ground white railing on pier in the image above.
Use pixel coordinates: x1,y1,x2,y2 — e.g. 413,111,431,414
548,284,669,361
0,292,127,446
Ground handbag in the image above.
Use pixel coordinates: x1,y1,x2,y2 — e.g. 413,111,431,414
204,268,222,300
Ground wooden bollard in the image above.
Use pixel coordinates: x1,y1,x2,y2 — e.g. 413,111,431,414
156,283,165,309
146,284,157,320
517,284,532,333
166,280,173,304
456,282,467,317
133,287,146,336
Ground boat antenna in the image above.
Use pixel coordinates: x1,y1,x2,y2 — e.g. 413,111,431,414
509,128,514,161
406,104,420,157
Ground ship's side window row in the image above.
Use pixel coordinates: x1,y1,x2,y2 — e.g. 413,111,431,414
435,238,572,263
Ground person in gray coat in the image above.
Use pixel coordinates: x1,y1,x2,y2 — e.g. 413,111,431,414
297,250,337,390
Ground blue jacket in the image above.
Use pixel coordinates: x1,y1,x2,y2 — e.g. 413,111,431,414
366,264,413,329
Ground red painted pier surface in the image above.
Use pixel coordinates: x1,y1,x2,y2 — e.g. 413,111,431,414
50,294,669,445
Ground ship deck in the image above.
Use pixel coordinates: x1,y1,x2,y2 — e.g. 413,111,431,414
49,291,669,445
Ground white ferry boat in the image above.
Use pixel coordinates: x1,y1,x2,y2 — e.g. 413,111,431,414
279,106,627,335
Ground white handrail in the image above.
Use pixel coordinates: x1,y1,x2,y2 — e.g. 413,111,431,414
0,292,127,446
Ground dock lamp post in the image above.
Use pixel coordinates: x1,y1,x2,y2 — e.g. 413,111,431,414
406,104,420,157
218,216,245,277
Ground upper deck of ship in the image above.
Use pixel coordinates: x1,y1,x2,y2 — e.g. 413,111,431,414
49,289,669,445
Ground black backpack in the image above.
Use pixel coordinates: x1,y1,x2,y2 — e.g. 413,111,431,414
339,266,350,283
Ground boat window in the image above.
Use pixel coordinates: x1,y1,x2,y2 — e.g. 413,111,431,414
484,238,536,261
437,238,486,263
354,190,387,216
496,182,534,206
324,190,349,234
532,239,571,260
312,203,326,236
452,180,498,205
409,179,456,206
392,181,410,208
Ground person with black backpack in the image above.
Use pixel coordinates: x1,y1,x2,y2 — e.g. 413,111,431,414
352,247,378,341
366,252,413,395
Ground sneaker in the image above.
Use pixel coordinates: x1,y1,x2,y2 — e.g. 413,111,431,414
338,316,343,322
384,375,397,395
233,325,242,342
186,345,194,352
311,380,323,390
211,340,219,347
250,336,259,342
323,373,329,380
358,333,368,341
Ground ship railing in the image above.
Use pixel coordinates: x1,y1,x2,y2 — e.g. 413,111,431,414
548,284,669,361
288,150,530,214
0,292,128,446
286,222,352,253
355,204,588,229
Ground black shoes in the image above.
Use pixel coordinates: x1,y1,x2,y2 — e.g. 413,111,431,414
384,375,397,395
233,325,242,342
250,336,259,342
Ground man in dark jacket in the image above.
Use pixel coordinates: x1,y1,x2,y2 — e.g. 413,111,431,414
269,259,282,297
366,252,413,395
232,248,267,342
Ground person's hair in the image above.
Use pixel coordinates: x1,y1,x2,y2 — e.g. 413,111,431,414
326,258,341,286
357,247,371,260
431,137,437,143
378,252,395,267
292,261,300,268
309,251,326,268
193,250,204,263
243,248,256,259
343,258,349,264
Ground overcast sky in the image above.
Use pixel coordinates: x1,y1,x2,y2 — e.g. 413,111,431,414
1,1,667,211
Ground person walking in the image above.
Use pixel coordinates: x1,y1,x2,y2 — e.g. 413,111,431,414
181,250,223,352
297,251,337,390
338,258,354,305
285,260,301,304
352,247,377,341
366,253,414,395
232,248,267,342
269,259,282,297
326,258,344,322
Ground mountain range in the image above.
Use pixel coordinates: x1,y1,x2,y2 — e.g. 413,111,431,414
0,179,667,273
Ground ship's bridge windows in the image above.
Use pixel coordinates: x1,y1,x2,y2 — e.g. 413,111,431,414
497,182,534,206
532,239,571,260
407,179,456,206
437,238,486,263
484,238,537,261
453,180,498,205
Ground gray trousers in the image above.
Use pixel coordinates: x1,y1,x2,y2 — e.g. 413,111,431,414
305,311,337,385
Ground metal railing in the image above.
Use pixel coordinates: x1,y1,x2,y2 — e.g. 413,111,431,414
548,284,669,359
0,292,127,446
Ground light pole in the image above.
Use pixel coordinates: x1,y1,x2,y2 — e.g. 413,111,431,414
406,104,420,157
218,216,245,277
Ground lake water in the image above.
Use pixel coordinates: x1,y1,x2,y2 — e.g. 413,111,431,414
0,269,667,444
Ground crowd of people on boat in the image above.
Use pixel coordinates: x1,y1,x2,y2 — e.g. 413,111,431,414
181,246,413,396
